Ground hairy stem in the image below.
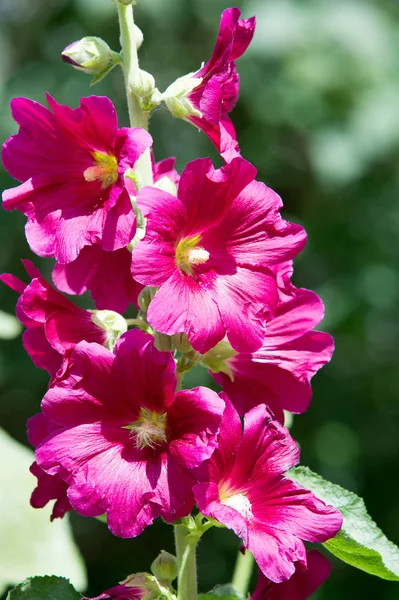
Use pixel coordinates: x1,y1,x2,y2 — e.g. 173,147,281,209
174,523,198,600
232,549,254,596
117,1,153,186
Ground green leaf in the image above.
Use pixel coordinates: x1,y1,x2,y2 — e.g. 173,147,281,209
0,428,87,595
7,576,81,600
287,466,399,581
198,583,244,599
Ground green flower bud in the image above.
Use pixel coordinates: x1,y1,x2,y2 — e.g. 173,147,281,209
91,309,127,351
133,69,156,98
151,550,178,584
201,339,237,380
62,37,114,75
154,175,178,196
138,287,157,313
171,333,192,354
162,73,203,119
121,573,172,600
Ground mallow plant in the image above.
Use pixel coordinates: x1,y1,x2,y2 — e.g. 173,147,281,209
2,2,399,599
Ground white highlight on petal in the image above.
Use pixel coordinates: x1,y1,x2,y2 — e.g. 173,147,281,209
221,493,253,520
188,247,210,265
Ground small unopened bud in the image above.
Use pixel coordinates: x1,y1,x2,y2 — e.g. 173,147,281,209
133,69,156,98
162,73,203,119
134,24,144,49
154,175,178,196
120,573,166,600
91,309,127,351
201,339,237,380
171,333,192,354
138,287,157,313
151,550,178,584
62,37,113,75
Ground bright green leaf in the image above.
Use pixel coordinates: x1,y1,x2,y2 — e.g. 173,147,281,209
0,428,87,595
287,466,399,581
7,576,81,600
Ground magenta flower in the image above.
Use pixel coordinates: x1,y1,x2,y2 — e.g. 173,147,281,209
132,156,306,354
210,285,334,422
86,586,142,600
51,156,180,314
35,330,224,538
52,246,142,314
0,260,109,378
2,95,152,263
251,550,331,600
28,413,72,521
193,399,342,583
165,8,255,160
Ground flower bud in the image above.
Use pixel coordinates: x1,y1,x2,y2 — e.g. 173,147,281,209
62,37,113,75
91,309,127,351
121,573,167,600
138,287,157,313
154,175,178,197
201,339,237,379
133,69,156,98
151,550,178,584
171,333,192,354
134,24,144,49
162,73,203,119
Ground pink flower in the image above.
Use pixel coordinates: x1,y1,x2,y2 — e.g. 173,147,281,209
0,260,109,379
51,156,180,313
167,8,255,161
28,413,72,521
35,330,224,538
209,284,334,422
52,246,141,314
193,399,342,583
131,157,306,354
2,95,152,263
86,586,142,600
251,550,331,600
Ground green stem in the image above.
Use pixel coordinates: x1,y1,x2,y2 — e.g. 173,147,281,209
232,549,254,597
117,1,153,186
174,523,198,600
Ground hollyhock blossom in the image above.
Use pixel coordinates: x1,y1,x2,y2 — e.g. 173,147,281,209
52,156,180,313
87,586,140,600
132,156,307,354
52,246,141,314
0,259,118,379
28,413,72,521
164,8,255,161
35,330,224,538
251,550,331,600
193,399,342,583
207,285,334,422
2,94,152,263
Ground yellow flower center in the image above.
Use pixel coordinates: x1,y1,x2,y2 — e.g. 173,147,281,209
84,150,118,189
219,486,253,520
124,407,167,450
175,235,210,275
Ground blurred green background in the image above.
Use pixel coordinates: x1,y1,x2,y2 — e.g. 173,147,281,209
0,0,399,597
